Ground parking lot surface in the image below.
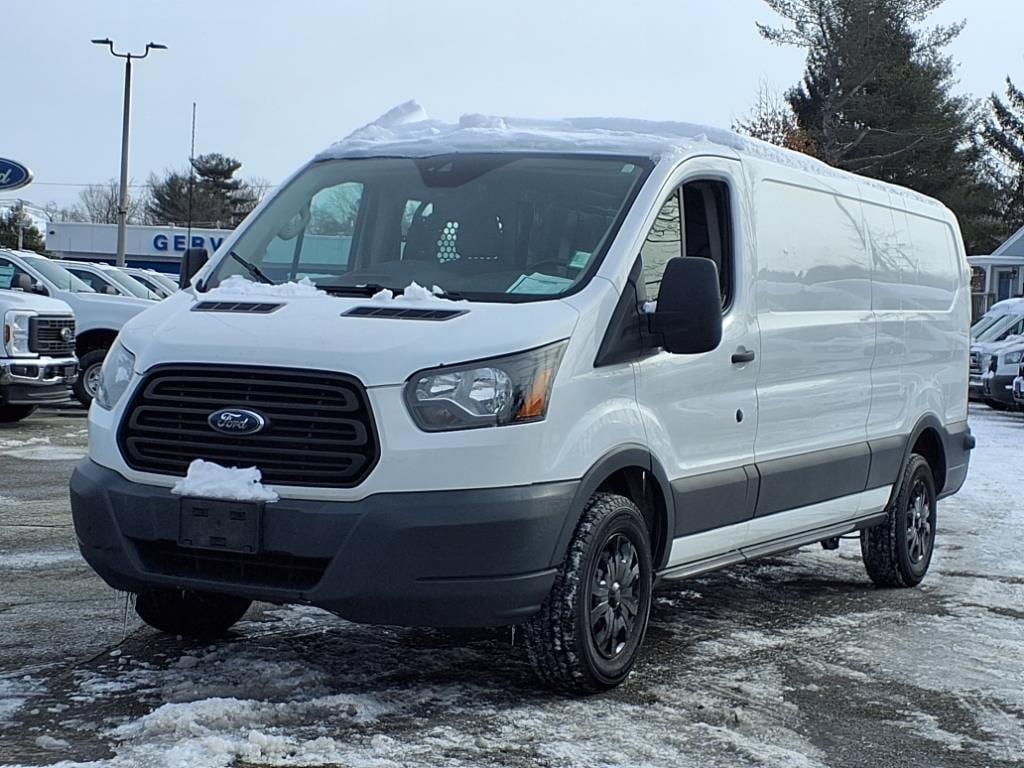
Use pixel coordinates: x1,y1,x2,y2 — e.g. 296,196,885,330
0,406,1021,767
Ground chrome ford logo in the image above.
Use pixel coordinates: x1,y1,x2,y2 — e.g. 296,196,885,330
60,327,74,342
207,408,267,436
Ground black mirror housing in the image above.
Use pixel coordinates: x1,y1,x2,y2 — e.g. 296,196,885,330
653,258,723,354
180,248,209,289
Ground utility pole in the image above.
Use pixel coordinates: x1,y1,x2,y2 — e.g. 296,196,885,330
91,38,167,267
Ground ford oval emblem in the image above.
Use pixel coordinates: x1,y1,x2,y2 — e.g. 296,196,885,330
60,326,74,342
0,158,33,192
207,408,267,436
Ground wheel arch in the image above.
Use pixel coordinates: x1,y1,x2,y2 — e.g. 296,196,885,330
900,414,948,498
76,328,118,358
554,446,675,571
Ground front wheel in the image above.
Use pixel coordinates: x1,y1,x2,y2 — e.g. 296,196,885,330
72,348,107,407
135,588,252,637
0,405,37,423
861,454,937,587
525,492,653,694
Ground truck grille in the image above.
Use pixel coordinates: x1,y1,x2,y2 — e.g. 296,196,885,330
29,316,75,356
118,364,379,488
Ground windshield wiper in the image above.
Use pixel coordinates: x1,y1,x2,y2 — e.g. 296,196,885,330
230,251,274,285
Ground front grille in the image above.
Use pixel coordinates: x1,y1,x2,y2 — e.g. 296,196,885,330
134,539,329,590
29,316,75,355
118,364,379,488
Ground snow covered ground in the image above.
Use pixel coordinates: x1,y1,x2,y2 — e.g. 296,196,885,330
0,406,1021,767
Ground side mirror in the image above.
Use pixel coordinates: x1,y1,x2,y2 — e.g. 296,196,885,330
102,285,119,296
653,258,723,354
180,248,209,288
13,273,47,296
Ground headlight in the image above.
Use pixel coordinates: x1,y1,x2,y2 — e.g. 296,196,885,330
94,342,136,410
3,310,36,358
1004,350,1024,366
405,341,567,431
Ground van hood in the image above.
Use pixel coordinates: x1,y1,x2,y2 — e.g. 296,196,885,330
0,289,72,315
121,290,580,387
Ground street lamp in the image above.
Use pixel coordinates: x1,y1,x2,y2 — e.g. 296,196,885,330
92,38,167,267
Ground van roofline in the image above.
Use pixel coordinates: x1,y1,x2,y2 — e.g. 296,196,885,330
313,101,941,209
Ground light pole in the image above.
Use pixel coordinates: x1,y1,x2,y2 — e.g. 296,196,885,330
91,38,167,267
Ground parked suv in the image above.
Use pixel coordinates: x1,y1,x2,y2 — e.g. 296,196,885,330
970,313,1024,400
0,282,77,422
0,250,153,405
70,109,972,692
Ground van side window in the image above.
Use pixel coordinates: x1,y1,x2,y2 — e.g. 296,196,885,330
639,180,732,305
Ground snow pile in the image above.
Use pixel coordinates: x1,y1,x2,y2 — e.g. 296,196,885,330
370,281,459,304
171,459,279,502
203,275,325,299
319,101,938,206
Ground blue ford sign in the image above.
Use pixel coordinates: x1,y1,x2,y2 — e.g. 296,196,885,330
0,158,32,192
207,408,267,436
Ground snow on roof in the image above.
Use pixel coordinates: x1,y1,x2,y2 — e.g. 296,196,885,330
315,101,938,206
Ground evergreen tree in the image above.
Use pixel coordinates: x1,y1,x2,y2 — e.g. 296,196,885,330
146,153,260,228
758,0,1003,253
984,77,1024,234
0,209,45,252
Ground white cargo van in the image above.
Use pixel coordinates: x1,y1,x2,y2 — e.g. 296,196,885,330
0,286,77,421
0,250,152,405
70,109,972,693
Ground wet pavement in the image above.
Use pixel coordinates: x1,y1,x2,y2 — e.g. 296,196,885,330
0,406,1021,767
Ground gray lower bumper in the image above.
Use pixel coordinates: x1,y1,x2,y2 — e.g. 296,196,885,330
70,460,579,627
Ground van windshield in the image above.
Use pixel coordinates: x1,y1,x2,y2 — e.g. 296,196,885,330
22,256,95,293
203,154,651,301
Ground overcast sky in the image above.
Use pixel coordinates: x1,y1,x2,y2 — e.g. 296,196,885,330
4,0,1023,210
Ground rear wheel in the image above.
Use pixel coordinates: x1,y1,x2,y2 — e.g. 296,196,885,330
861,454,937,587
72,348,107,407
0,405,37,423
134,588,252,637
524,492,653,694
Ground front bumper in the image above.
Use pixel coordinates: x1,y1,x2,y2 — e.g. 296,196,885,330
71,459,578,627
981,373,1018,407
0,356,77,405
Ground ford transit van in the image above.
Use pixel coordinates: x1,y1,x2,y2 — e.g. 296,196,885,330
70,108,973,693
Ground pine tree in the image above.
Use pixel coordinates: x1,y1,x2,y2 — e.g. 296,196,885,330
146,153,260,228
758,0,1003,253
984,78,1024,234
0,209,45,252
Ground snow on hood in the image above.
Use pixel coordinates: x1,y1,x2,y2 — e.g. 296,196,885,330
204,275,326,299
315,101,939,207
171,459,279,502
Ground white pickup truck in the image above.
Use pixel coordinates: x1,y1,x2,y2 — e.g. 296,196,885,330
0,286,77,422
0,249,153,405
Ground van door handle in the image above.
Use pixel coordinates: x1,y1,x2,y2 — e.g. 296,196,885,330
731,347,756,364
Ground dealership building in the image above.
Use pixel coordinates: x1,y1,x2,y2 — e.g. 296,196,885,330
44,222,232,274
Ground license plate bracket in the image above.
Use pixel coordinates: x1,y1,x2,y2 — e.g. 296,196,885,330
178,498,262,554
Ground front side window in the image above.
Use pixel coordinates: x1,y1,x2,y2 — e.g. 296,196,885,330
639,179,733,306
22,256,95,292
66,268,114,294
0,258,32,290
204,154,651,301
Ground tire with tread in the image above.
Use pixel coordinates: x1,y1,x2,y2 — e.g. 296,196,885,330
73,348,108,407
0,405,37,423
860,453,937,587
524,491,653,694
134,588,252,637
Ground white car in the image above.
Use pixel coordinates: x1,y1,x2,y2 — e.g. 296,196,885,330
59,260,161,302
979,337,1024,410
0,284,77,421
0,249,153,405
124,268,176,299
70,108,973,692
